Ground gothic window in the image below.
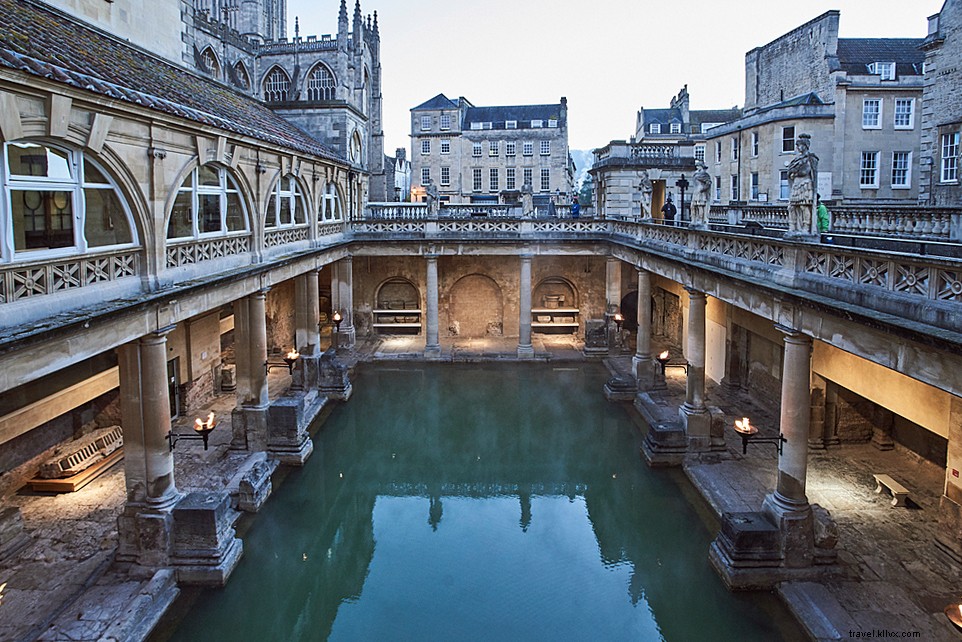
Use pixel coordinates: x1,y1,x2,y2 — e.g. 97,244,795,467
200,47,220,77
2,141,136,261
263,67,291,102
167,164,247,240
266,175,307,228
233,62,251,91
306,64,336,101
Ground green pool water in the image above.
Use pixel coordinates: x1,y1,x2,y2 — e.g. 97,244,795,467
157,363,801,641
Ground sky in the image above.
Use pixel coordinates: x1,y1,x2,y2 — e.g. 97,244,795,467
288,0,944,153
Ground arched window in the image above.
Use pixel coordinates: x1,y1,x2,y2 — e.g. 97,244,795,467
200,47,220,77
263,67,290,102
306,64,336,101
266,175,307,228
1,141,136,261
167,164,247,240
321,182,341,221
233,62,250,91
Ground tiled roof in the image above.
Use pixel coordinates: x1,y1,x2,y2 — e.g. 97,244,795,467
0,0,342,161
412,93,459,111
836,38,925,76
465,103,564,126
690,109,742,125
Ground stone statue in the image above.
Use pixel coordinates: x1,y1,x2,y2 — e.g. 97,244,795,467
690,160,712,228
638,170,653,219
521,180,534,217
786,133,818,235
424,179,440,218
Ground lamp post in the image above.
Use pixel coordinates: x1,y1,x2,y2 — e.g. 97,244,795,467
732,416,786,455
167,411,217,451
332,310,343,351
675,174,690,223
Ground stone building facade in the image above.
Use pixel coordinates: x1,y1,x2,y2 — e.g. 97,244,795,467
410,94,574,206
920,0,962,208
705,11,925,206
591,87,740,220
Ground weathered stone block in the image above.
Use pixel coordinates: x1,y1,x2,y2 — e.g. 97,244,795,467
227,452,278,513
171,491,242,587
267,391,322,466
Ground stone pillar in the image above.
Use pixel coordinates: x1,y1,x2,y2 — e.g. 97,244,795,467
605,257,621,310
294,270,321,390
936,396,962,563
116,328,181,566
518,254,534,358
332,257,356,348
679,288,710,449
632,268,658,390
762,329,815,568
425,254,441,359
231,290,269,451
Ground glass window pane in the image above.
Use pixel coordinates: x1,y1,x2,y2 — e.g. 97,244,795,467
83,162,109,185
11,189,74,250
198,193,222,233
226,191,245,231
84,188,133,247
294,194,306,224
8,143,72,180
266,194,278,227
279,195,293,225
167,191,193,239
198,165,220,187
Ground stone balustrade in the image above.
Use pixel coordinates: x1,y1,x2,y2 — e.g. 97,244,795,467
0,248,139,303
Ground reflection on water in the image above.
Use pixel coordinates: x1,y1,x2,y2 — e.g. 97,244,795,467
161,363,797,641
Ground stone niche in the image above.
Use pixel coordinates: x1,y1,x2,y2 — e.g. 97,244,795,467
533,277,576,310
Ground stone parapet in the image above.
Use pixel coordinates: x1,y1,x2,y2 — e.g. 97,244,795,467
170,491,243,587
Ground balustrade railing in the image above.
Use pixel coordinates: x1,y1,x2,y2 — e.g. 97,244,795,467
165,234,251,268
1,248,139,303
830,206,958,241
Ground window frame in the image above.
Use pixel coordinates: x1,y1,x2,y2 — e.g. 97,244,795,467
420,115,432,131
440,139,451,155
439,114,451,131
265,174,308,229
941,132,960,183
489,167,499,192
862,98,882,130
891,151,911,189
540,140,551,156
860,151,880,188
440,166,451,187
420,139,431,155
782,126,795,153
472,168,482,192
540,168,550,191
893,98,914,129
166,163,248,242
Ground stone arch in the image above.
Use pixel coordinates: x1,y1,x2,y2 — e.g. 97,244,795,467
199,46,220,77
447,274,503,338
375,277,420,310
232,61,251,91
532,276,578,310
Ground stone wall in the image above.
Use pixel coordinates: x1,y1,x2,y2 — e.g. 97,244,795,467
266,280,296,354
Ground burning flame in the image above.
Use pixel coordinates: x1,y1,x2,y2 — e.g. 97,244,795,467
658,350,669,360
194,411,215,432
286,349,300,360
734,417,754,434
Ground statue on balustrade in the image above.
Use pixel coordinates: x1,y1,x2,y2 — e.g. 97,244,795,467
424,179,440,218
638,170,653,219
787,133,818,236
521,180,534,217
690,160,712,228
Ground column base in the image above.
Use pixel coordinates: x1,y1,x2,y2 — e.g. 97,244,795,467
231,405,269,451
227,452,278,513
636,392,687,467
267,390,323,466
292,353,321,391
936,495,962,564
424,345,442,360
632,356,659,391
871,428,895,451
171,491,243,587
319,350,353,400
517,344,535,359
117,503,175,568
710,508,840,590
604,375,637,401
336,327,356,350
762,491,816,569
680,403,713,451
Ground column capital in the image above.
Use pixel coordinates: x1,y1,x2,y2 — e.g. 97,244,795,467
519,253,533,261
684,286,707,299
775,324,812,344
145,325,176,342
424,253,439,261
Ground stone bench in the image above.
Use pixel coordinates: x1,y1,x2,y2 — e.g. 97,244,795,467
873,474,910,507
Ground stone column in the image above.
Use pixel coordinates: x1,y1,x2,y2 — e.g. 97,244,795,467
231,290,269,450
936,396,962,563
294,270,321,389
116,328,180,566
425,254,441,359
762,329,815,568
632,268,658,390
605,257,621,310
518,254,534,358
332,257,356,348
679,288,710,448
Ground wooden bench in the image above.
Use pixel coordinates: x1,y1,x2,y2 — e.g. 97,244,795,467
873,474,911,508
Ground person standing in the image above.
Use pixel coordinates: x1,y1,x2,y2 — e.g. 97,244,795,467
661,195,677,226
571,195,581,219
816,194,830,233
